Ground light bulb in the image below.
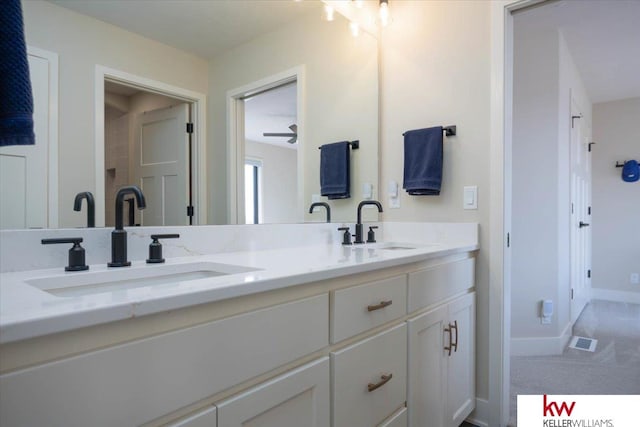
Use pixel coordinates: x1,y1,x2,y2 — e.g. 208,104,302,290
324,4,335,22
379,0,389,27
350,21,360,37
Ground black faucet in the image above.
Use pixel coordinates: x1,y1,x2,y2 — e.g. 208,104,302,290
354,200,383,244
73,191,95,228
108,185,146,267
309,202,331,223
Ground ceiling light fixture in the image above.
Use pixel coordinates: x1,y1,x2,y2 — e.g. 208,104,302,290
379,0,390,27
324,4,335,21
350,21,360,37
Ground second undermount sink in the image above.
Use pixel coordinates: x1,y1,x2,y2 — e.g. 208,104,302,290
373,242,438,251
26,261,260,298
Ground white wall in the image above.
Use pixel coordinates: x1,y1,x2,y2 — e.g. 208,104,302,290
380,0,491,400
592,97,640,300
511,14,591,355
22,1,208,227
208,11,378,225
245,141,298,224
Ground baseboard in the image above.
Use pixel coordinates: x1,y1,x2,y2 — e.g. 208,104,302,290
466,398,489,427
592,289,640,305
510,322,572,356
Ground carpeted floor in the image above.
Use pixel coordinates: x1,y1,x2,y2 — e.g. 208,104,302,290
509,300,640,426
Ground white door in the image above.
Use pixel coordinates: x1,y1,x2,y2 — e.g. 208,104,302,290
570,99,592,323
134,103,190,226
216,357,329,427
0,48,57,229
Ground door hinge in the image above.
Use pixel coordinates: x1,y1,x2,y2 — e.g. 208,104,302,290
571,288,574,300
507,232,510,248
571,115,582,128
587,269,591,278
571,203,574,214
186,123,194,134
187,205,194,217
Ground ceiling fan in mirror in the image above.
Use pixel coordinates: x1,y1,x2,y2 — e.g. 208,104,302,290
263,124,298,144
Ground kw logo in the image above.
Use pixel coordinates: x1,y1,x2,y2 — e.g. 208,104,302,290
543,395,576,416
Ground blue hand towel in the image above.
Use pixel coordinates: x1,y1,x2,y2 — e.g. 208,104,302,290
320,141,350,199
622,160,639,183
403,126,443,195
0,0,35,146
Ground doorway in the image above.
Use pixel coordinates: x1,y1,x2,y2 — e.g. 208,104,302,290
227,67,305,225
104,81,193,226
94,66,207,227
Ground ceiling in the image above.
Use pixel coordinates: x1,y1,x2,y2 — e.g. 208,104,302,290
515,0,640,104
48,0,322,59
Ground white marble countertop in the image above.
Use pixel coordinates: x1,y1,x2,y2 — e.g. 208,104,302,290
0,240,476,344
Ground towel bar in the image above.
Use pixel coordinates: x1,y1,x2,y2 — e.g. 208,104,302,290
402,125,456,137
615,160,639,168
318,140,359,150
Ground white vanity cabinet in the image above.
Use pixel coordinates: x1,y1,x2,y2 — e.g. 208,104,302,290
407,292,475,427
217,357,329,427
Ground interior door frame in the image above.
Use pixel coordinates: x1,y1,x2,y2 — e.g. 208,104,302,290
94,66,207,227
489,1,549,425
226,66,306,224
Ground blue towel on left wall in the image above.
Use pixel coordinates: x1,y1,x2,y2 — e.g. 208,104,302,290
403,126,443,195
0,0,35,146
320,141,351,199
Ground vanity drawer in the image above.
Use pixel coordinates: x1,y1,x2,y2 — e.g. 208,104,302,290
0,294,328,427
332,275,407,343
332,323,407,427
407,257,475,313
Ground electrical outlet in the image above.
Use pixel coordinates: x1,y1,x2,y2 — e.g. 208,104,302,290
631,273,640,285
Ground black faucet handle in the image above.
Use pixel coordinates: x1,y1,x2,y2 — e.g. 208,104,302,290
42,238,89,271
367,226,379,243
147,234,180,263
337,227,352,245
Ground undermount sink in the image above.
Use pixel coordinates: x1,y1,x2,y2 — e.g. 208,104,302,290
373,242,438,251
26,261,260,298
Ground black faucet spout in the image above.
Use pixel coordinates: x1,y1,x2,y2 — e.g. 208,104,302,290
309,202,331,223
109,185,146,267
114,186,146,231
355,200,383,244
73,191,95,228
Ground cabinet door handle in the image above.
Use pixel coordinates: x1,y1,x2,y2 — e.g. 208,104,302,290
367,373,393,392
451,320,458,353
367,300,392,312
444,324,453,356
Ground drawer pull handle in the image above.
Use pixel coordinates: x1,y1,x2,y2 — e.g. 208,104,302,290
451,320,458,353
444,325,453,356
367,300,393,312
367,373,393,392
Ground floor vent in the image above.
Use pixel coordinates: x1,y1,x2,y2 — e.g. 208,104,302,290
568,336,598,352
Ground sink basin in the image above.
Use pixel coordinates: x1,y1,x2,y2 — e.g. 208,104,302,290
379,245,417,250
26,261,260,297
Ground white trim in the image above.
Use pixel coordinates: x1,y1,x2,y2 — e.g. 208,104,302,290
27,46,59,228
592,289,640,305
467,398,489,427
510,321,573,356
94,66,207,227
226,66,306,225
490,1,549,425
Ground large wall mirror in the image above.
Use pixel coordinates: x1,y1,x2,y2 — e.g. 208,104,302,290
7,0,378,229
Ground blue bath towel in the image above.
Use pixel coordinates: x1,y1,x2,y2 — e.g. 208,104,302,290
622,160,639,183
320,141,350,199
0,0,35,146
403,126,443,195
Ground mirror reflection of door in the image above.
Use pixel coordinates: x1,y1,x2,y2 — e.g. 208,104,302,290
104,81,193,226
242,82,298,224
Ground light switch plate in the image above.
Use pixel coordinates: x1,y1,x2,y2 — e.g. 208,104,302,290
362,183,373,199
463,186,478,210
